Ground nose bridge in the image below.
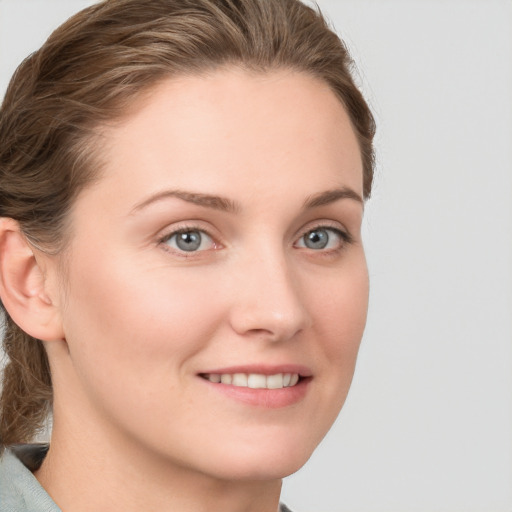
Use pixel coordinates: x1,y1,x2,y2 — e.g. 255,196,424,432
229,241,311,341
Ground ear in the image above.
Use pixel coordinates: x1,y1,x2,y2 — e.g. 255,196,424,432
0,218,65,342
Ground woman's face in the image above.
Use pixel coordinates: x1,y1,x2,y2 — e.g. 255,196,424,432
49,68,368,480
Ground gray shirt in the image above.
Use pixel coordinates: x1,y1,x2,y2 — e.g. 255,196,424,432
0,446,60,512
0,445,293,512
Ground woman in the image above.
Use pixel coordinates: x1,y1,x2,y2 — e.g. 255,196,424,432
0,0,375,510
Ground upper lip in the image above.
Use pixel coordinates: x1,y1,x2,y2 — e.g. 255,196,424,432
198,364,313,377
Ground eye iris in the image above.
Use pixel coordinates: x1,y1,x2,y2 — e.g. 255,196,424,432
305,229,329,249
176,231,202,251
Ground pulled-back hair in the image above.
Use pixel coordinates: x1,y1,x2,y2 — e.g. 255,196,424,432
0,0,375,448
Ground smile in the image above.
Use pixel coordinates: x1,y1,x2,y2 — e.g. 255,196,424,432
201,373,300,389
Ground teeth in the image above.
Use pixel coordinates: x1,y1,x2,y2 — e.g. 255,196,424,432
266,373,284,389
205,372,300,389
248,374,267,389
220,374,232,385
232,373,248,386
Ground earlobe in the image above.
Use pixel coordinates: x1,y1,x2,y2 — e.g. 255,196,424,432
0,218,64,341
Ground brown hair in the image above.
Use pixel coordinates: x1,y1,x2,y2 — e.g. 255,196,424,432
0,0,375,448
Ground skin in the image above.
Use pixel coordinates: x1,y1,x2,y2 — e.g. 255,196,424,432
31,68,369,512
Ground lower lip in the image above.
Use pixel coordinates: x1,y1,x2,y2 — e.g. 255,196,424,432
200,377,311,408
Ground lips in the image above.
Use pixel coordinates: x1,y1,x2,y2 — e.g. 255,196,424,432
201,372,300,389
198,365,312,407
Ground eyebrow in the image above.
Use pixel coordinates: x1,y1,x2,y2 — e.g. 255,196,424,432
130,189,240,214
130,185,363,215
303,187,364,209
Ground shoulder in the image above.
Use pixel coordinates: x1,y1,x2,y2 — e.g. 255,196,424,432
0,445,60,512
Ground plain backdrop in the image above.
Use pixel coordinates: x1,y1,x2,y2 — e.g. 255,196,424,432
1,1,511,511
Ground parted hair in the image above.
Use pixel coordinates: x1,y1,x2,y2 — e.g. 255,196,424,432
0,0,375,448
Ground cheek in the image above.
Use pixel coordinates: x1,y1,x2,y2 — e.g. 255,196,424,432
313,258,369,354
306,256,369,412
60,253,222,384
57,257,226,440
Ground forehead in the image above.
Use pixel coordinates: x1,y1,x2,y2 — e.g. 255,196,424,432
83,68,363,213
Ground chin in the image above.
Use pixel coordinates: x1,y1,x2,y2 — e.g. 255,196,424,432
204,454,311,482
190,434,319,482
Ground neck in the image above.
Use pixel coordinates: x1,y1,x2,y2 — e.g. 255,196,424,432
35,412,282,512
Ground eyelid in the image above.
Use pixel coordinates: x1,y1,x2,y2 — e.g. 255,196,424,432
156,219,353,257
294,221,354,249
158,222,222,255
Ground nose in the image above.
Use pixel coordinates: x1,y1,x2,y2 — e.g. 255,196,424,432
228,250,312,343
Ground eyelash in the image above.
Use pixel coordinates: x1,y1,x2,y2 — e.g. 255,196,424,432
158,222,353,257
158,224,218,257
294,224,354,253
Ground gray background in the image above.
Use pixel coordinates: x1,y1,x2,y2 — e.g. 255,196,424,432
1,1,511,511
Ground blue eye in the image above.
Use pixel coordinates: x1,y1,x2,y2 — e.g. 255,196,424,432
296,227,346,250
164,229,215,252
